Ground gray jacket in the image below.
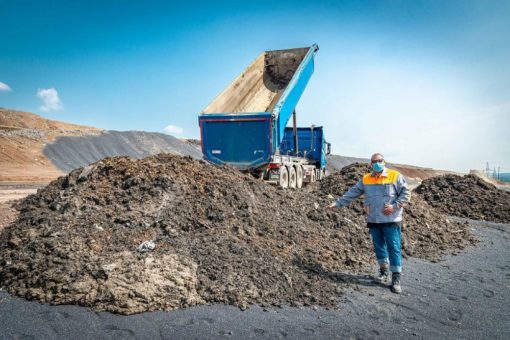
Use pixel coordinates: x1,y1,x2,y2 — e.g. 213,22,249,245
335,168,410,223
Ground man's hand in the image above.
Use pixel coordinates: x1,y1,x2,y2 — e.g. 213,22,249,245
383,203,394,215
326,202,337,210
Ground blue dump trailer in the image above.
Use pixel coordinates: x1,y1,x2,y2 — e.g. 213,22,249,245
199,44,330,188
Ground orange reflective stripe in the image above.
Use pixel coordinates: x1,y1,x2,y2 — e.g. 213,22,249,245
362,169,400,185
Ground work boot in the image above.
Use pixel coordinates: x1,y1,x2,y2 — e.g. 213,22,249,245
372,264,390,284
391,273,402,294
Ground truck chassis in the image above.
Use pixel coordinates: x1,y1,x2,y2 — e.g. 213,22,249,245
255,155,326,188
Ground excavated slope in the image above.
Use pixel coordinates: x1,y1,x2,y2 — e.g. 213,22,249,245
0,108,100,182
43,131,202,172
0,108,202,182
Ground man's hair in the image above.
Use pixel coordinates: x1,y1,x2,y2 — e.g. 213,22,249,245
370,153,384,161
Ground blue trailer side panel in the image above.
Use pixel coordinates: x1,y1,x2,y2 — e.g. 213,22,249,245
280,127,327,168
199,45,321,171
199,113,272,170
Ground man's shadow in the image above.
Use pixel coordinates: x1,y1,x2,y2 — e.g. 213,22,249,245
293,256,385,288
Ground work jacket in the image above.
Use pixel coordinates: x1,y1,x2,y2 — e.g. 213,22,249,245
335,167,410,223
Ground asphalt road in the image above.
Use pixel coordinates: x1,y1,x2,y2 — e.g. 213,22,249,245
1,219,509,340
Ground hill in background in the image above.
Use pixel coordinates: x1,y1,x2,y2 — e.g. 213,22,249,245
0,108,100,183
1,108,450,185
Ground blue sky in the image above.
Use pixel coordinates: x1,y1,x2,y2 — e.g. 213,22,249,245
1,0,509,172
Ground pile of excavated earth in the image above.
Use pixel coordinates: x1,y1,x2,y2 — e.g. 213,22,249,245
415,174,510,224
318,167,476,261
0,155,477,314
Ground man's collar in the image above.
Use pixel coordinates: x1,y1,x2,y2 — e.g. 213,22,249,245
371,167,388,177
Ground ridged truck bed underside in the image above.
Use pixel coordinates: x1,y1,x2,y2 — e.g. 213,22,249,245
201,47,310,114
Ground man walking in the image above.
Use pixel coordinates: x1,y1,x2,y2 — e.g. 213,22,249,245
327,153,410,293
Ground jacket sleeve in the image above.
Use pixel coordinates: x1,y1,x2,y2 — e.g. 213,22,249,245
393,174,410,208
335,179,364,207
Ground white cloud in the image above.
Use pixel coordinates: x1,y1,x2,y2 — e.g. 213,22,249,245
163,124,184,135
0,81,11,91
37,88,62,112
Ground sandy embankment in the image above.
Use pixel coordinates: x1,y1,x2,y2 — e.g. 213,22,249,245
0,108,101,184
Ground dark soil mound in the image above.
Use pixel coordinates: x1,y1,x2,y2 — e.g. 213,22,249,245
415,174,510,224
318,164,477,260
0,157,476,314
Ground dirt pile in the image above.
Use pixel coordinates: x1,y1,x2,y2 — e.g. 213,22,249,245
415,174,510,224
326,155,453,184
0,157,476,314
318,165,477,260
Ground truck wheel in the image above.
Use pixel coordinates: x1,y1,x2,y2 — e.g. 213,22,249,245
279,166,289,188
288,166,297,189
296,166,303,188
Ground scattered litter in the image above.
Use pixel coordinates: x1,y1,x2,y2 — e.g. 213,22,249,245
137,240,156,252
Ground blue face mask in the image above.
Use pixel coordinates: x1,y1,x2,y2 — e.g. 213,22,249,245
372,161,385,172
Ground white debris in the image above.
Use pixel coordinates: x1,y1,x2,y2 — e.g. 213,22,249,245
102,263,117,272
137,240,156,253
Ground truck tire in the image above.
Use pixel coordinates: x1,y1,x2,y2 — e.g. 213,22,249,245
296,166,303,188
288,166,297,189
279,166,289,188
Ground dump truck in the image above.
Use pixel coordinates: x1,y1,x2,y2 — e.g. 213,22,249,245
198,44,330,188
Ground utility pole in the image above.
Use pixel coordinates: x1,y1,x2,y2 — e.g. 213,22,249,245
498,166,501,180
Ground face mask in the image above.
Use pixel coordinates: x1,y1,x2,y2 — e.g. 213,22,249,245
372,161,385,172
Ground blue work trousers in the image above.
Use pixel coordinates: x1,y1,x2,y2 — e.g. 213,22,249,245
368,223,402,273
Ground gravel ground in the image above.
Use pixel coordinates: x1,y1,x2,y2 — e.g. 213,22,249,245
0,219,508,339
